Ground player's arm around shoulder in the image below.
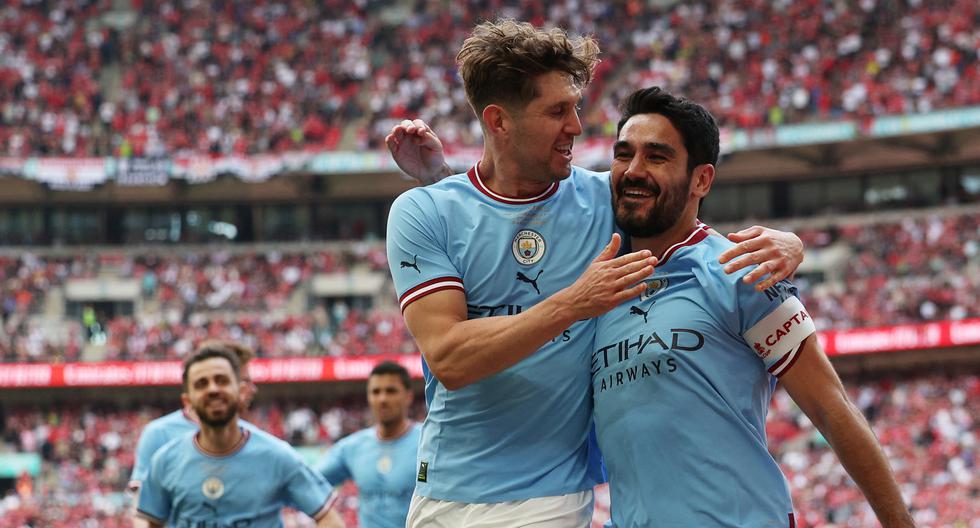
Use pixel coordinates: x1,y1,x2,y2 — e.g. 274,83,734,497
403,234,657,390
716,224,805,291
780,337,915,527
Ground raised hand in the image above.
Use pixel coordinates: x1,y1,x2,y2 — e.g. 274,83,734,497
718,226,804,291
384,119,450,185
553,234,658,321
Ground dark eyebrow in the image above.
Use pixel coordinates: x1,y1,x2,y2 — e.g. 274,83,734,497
613,140,676,157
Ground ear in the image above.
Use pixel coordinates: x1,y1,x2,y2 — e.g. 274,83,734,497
180,392,190,408
690,164,715,199
481,104,510,136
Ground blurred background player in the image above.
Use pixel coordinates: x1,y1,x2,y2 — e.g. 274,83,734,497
134,347,345,528
315,361,420,528
128,339,259,496
592,86,914,527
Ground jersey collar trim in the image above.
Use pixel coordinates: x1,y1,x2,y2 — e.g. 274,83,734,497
468,164,559,205
193,428,250,458
658,220,711,265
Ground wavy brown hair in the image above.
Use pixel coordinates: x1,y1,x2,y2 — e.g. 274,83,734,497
457,19,600,119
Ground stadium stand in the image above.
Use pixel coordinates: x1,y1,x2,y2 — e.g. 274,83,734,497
1,209,976,364
2,0,978,155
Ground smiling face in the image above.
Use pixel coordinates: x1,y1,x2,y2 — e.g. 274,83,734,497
184,357,241,428
611,113,695,237
505,71,584,184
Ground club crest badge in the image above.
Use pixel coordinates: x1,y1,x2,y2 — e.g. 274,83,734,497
639,276,669,301
512,229,546,265
202,476,225,500
377,455,392,474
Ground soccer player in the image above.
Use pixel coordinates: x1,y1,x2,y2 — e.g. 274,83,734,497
315,361,420,528
133,347,345,528
386,20,804,526
128,339,259,495
591,86,914,527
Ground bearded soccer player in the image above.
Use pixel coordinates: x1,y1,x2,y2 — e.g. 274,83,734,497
591,86,914,527
134,347,345,528
129,340,260,496
316,361,421,528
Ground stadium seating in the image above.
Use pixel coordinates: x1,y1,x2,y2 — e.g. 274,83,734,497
1,209,976,363
2,0,978,156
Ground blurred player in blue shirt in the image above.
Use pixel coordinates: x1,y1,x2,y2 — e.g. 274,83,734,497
592,86,914,527
133,346,345,528
128,340,260,496
316,361,420,528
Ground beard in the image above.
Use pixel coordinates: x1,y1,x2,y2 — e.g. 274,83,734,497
194,396,239,428
613,175,690,237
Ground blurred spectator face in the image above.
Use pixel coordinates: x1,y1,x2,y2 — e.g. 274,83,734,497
504,71,584,184
366,373,412,429
611,113,695,237
184,357,241,428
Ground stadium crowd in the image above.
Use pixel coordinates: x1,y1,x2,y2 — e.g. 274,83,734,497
2,0,979,157
0,374,975,526
800,211,980,330
1,211,977,363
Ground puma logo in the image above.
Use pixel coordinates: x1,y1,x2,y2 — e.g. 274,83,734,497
202,502,218,517
400,255,421,274
630,304,652,324
516,270,544,294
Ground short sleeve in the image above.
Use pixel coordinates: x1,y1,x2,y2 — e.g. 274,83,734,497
136,447,173,523
738,280,816,377
313,438,351,487
386,190,464,313
282,449,338,520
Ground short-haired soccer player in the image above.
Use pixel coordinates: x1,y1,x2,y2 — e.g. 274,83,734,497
133,346,345,528
129,339,260,496
591,86,915,527
316,361,421,528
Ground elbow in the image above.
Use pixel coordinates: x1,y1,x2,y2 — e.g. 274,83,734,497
422,347,471,391
430,363,470,391
440,376,467,391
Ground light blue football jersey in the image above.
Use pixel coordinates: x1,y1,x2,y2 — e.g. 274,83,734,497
130,408,260,489
386,164,612,502
592,224,816,528
315,422,421,528
137,427,337,527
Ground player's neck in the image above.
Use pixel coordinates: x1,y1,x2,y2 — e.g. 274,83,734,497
377,418,411,441
477,156,553,198
197,419,243,453
630,212,701,261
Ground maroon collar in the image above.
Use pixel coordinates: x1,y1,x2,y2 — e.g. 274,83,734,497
467,164,559,205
